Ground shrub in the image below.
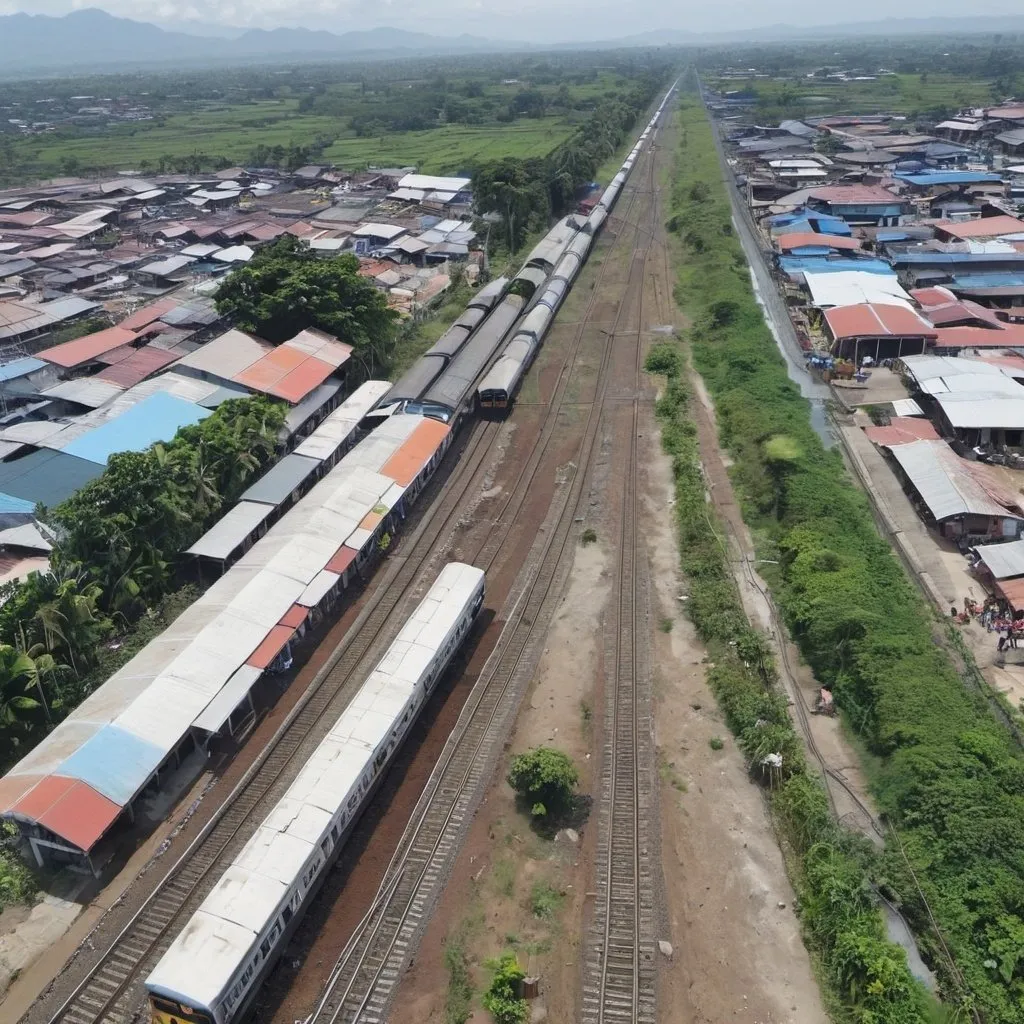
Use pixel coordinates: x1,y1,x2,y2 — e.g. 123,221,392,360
507,746,579,818
482,953,528,1024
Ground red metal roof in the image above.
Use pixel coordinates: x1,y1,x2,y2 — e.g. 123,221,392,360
38,326,138,368
864,417,940,446
326,545,359,574
935,214,1024,239
997,576,1024,612
810,185,902,205
279,603,307,629
246,624,296,670
95,346,178,388
381,419,451,486
932,325,1024,348
911,286,958,307
776,232,861,252
825,303,937,340
13,775,121,852
118,298,178,332
0,773,44,814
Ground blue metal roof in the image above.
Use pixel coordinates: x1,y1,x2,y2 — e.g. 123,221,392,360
779,256,895,275
876,231,910,242
0,449,104,507
0,491,36,514
786,246,835,256
0,357,46,382
891,251,1024,266
895,170,1003,186
56,724,166,805
950,273,1024,288
61,392,211,466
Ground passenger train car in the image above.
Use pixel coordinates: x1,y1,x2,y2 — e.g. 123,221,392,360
145,562,486,1024
478,86,676,413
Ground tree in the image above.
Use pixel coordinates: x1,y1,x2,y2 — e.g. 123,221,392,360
507,746,579,818
0,645,46,734
482,953,528,1024
214,237,399,354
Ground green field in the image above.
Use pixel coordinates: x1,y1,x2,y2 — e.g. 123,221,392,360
323,120,573,173
717,72,997,120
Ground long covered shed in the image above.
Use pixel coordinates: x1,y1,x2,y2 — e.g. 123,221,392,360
0,409,451,872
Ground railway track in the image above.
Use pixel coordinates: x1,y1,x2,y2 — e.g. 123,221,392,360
581,124,661,1024
301,115,670,1024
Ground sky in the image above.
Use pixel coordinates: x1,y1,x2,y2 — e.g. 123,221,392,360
0,0,1022,42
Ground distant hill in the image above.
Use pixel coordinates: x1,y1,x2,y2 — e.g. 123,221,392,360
2,9,1024,76
0,9,526,74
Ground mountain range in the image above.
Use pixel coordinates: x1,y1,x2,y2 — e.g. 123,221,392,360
1,9,1024,76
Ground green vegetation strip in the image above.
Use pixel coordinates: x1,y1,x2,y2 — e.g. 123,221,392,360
663,90,1024,1022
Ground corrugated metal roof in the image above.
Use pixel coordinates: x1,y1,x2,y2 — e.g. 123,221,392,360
246,624,295,669
282,383,342,435
38,326,138,368
11,776,121,852
398,173,470,193
889,439,1018,521
239,453,320,507
863,417,939,446
176,329,272,379
380,418,450,486
803,271,912,308
118,298,178,332
0,449,104,506
55,724,165,805
192,665,262,735
933,392,1024,429
937,215,1024,239
95,346,178,388
61,391,211,466
892,398,925,417
293,380,390,462
777,232,861,252
973,538,1024,580
41,378,125,408
824,303,937,340
297,569,339,608
0,357,46,381
186,501,275,560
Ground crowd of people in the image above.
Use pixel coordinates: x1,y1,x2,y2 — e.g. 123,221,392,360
952,595,1024,651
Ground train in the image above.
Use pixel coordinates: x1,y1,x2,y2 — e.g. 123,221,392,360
145,562,486,1024
478,86,677,412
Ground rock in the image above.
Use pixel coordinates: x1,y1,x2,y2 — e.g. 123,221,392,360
658,939,674,959
565,828,579,844
778,901,787,909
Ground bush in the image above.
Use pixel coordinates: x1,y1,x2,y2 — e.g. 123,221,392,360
482,953,528,1024
507,747,579,818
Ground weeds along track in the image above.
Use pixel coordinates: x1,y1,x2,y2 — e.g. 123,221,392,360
303,131,666,1024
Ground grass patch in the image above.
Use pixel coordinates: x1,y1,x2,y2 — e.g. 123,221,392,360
529,881,564,920
443,931,475,1024
708,735,724,751
580,527,597,546
492,857,516,900
659,616,674,633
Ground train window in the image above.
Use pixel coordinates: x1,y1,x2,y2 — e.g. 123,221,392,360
331,823,340,843
321,837,330,857
260,937,271,957
283,904,293,925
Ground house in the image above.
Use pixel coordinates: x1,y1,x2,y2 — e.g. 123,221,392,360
806,185,909,226
886,439,1024,542
823,302,937,361
996,128,1024,157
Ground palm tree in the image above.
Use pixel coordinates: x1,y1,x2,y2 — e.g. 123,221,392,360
0,645,43,731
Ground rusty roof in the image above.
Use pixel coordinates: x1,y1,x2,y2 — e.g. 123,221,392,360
245,624,296,670
933,325,1024,349
864,417,940,446
810,185,903,205
824,303,937,340
381,418,450,486
118,298,178,332
38,325,138,368
776,232,861,252
11,774,121,852
935,215,1024,239
95,346,178,388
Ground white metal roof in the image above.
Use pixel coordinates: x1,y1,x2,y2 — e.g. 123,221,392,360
293,380,390,461
804,271,911,308
973,538,1024,580
147,562,484,1012
41,378,125,408
185,501,275,561
297,569,339,608
175,329,272,379
352,223,406,241
891,398,925,417
889,440,1019,521
397,173,471,193
900,354,1010,383
919,374,1024,397
193,665,263,734
933,392,1024,430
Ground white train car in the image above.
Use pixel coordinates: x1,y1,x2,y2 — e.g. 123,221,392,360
145,563,486,1024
